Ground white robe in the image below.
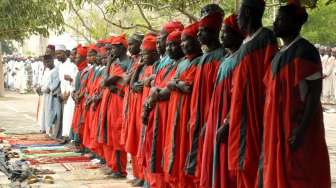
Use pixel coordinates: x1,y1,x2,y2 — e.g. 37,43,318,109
45,66,62,138
322,55,334,103
39,68,50,132
59,59,78,137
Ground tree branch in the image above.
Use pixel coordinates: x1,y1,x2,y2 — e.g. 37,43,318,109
134,0,153,30
64,23,92,43
68,0,93,33
175,7,198,22
94,2,158,32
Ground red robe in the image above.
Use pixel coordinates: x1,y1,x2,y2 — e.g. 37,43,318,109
83,66,97,149
262,37,330,188
137,64,154,166
89,66,106,157
228,28,278,187
71,66,90,143
106,59,130,174
163,56,200,187
122,55,141,154
200,53,238,188
186,48,225,184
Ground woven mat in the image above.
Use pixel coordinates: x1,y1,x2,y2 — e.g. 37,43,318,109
61,162,101,171
20,151,81,159
26,156,91,165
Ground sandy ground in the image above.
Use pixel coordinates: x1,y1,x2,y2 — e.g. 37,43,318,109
0,90,335,187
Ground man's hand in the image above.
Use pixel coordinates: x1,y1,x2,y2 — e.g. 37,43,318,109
133,82,144,93
63,92,70,103
288,127,304,151
36,87,42,95
44,88,51,94
64,75,73,82
167,79,178,90
216,119,229,143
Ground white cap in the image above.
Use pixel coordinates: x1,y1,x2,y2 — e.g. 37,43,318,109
55,44,66,51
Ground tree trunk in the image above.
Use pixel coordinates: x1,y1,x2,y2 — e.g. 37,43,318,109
235,0,240,11
0,42,4,97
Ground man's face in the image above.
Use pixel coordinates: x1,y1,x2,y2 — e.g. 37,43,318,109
141,49,158,65
128,38,141,56
181,35,200,56
75,53,85,65
166,41,183,60
197,26,213,45
221,25,238,49
45,47,55,57
69,49,76,63
44,59,54,69
156,32,168,55
111,44,124,58
98,50,108,66
87,51,97,65
273,10,295,38
55,50,67,62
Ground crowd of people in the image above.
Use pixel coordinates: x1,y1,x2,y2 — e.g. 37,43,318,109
318,45,336,105
3,56,43,93
10,1,333,188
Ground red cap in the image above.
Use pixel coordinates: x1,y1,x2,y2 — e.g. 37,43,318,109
167,30,182,43
199,12,223,32
182,22,199,39
162,21,184,34
224,14,242,34
47,44,55,51
111,34,128,48
142,34,157,51
77,46,88,57
97,39,105,44
88,44,98,53
98,47,108,55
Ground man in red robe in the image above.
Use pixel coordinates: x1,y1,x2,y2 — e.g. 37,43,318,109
142,30,185,188
89,46,108,162
102,34,131,179
261,4,331,188
200,14,245,188
82,45,99,154
122,33,146,186
71,45,90,151
163,22,202,188
135,34,159,187
228,0,278,187
186,5,225,187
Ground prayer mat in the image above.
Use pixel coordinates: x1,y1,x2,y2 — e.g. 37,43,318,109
25,156,91,165
61,162,101,171
20,151,81,159
11,143,63,149
21,149,72,155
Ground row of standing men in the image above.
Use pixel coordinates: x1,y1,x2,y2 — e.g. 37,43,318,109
36,1,331,188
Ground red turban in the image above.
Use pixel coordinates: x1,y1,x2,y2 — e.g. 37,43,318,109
111,34,128,48
199,12,223,32
162,21,184,34
47,44,55,51
97,39,105,44
182,22,199,39
167,30,182,43
88,44,98,53
224,14,242,34
98,47,108,55
77,46,88,57
142,34,157,51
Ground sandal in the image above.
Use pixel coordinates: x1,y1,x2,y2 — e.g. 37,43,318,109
43,176,54,184
27,176,39,184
